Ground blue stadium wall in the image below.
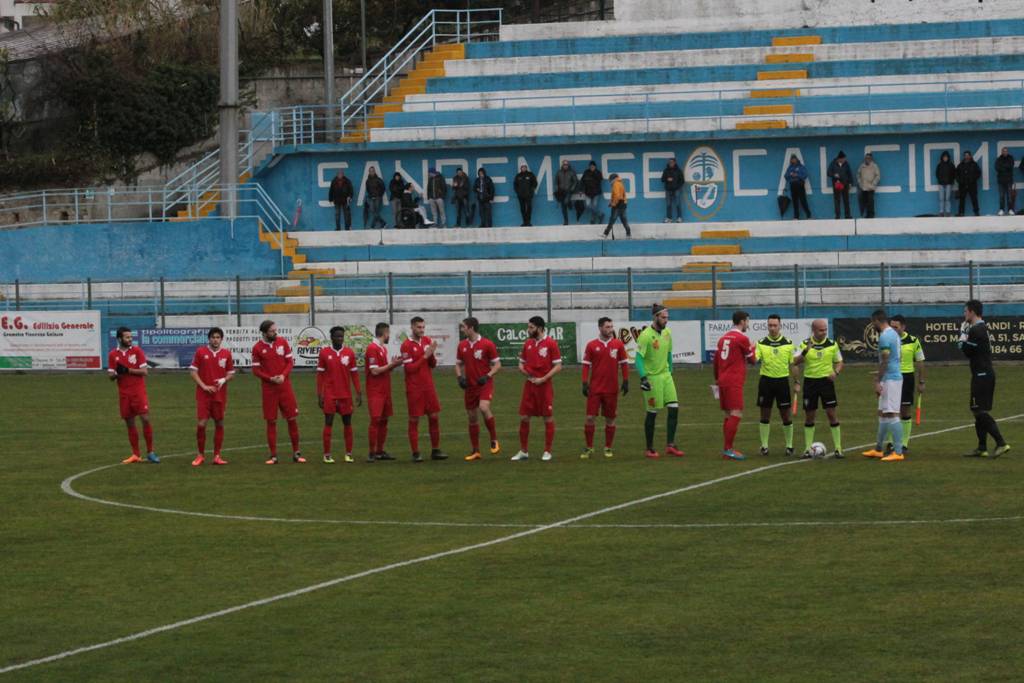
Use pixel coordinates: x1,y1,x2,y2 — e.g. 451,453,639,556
260,130,1024,229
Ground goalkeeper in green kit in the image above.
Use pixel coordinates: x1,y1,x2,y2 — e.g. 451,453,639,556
635,304,685,459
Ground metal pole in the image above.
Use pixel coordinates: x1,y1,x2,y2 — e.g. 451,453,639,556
360,0,367,73
87,277,92,309
309,272,316,326
235,275,242,326
793,264,799,317
14,279,20,310
545,269,553,323
626,267,634,315
466,270,473,317
159,276,166,328
968,260,974,301
387,272,394,324
323,0,335,104
711,265,718,319
880,262,885,307
218,0,239,218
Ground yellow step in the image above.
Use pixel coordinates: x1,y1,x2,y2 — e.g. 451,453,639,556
391,84,426,96
742,104,793,115
339,133,367,143
671,281,722,291
367,120,386,130
288,268,335,279
736,120,789,130
772,35,822,46
431,43,465,57
765,53,814,64
291,254,308,264
407,68,445,79
263,302,310,314
683,261,733,272
700,230,750,239
691,244,742,256
663,297,713,309
751,88,800,98
275,286,324,297
239,171,252,183
757,70,808,81
372,103,404,115
382,94,406,104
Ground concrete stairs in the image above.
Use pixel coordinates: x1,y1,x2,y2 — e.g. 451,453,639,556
738,33,819,130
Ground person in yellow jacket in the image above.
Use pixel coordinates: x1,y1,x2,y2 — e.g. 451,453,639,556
602,173,632,239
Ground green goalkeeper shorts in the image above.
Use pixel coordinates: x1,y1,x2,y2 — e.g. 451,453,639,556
642,372,678,411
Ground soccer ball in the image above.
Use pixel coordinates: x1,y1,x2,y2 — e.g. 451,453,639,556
809,442,828,459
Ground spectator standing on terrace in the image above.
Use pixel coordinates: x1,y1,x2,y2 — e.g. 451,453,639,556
935,151,956,217
426,168,448,228
328,169,354,231
580,161,604,225
452,168,471,227
661,158,684,223
389,172,406,228
856,153,879,219
956,151,981,217
827,151,853,220
555,160,579,226
474,168,495,228
513,164,538,227
784,155,811,220
995,147,1015,216
603,173,631,239
364,167,387,229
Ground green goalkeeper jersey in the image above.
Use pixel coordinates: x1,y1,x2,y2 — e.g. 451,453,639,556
755,335,794,379
899,332,925,374
636,325,673,376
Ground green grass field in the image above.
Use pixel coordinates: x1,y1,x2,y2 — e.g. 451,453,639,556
2,363,1023,681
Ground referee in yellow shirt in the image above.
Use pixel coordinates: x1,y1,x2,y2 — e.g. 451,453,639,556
754,314,796,456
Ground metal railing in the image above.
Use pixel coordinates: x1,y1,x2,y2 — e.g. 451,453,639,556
337,8,502,138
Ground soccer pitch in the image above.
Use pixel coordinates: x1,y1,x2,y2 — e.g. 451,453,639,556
2,364,1023,680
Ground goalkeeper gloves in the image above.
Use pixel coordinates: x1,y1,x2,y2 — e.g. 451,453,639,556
115,364,129,376
457,376,468,389
477,375,489,386
620,380,629,396
581,382,589,397
640,376,651,392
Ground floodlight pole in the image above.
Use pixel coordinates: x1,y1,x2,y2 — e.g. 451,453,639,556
218,0,239,218
360,0,367,73
324,0,335,105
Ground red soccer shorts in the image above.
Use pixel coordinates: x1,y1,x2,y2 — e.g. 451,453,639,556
262,384,299,421
586,392,618,419
519,381,554,418
367,392,394,419
719,383,744,412
406,388,441,418
196,393,227,421
118,392,149,419
322,397,353,416
463,382,495,410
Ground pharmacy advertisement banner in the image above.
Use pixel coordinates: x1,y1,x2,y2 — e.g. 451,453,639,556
834,317,1024,363
478,322,579,366
0,310,102,370
703,318,818,362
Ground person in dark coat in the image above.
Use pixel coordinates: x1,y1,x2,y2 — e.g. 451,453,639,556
935,151,956,217
426,168,448,228
364,167,387,229
661,158,684,223
451,168,471,227
389,172,406,228
994,146,1015,215
513,164,538,227
784,155,811,220
956,151,982,217
555,160,578,226
328,169,354,231
580,161,604,225
473,168,495,228
826,151,853,219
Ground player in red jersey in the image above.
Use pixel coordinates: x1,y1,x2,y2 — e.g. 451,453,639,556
251,320,304,464
401,316,448,463
365,322,402,461
713,310,756,461
580,317,629,459
189,327,235,466
107,326,158,464
455,316,502,461
512,316,563,462
317,326,362,464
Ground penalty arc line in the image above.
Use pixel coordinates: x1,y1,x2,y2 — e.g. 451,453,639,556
6,460,798,674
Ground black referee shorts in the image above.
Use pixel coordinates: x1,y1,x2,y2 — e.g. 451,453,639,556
970,372,995,412
757,376,792,409
900,372,916,407
802,377,838,411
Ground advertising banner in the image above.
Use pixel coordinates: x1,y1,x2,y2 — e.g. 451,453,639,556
703,318,818,362
478,322,578,366
834,316,1024,363
0,310,102,370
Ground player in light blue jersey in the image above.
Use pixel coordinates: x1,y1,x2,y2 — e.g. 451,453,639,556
863,309,905,461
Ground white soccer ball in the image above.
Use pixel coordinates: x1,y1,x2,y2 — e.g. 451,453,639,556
810,442,828,459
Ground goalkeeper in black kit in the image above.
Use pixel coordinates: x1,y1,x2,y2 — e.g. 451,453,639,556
959,300,1011,458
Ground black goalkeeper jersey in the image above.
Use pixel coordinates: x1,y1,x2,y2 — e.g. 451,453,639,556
961,321,994,375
